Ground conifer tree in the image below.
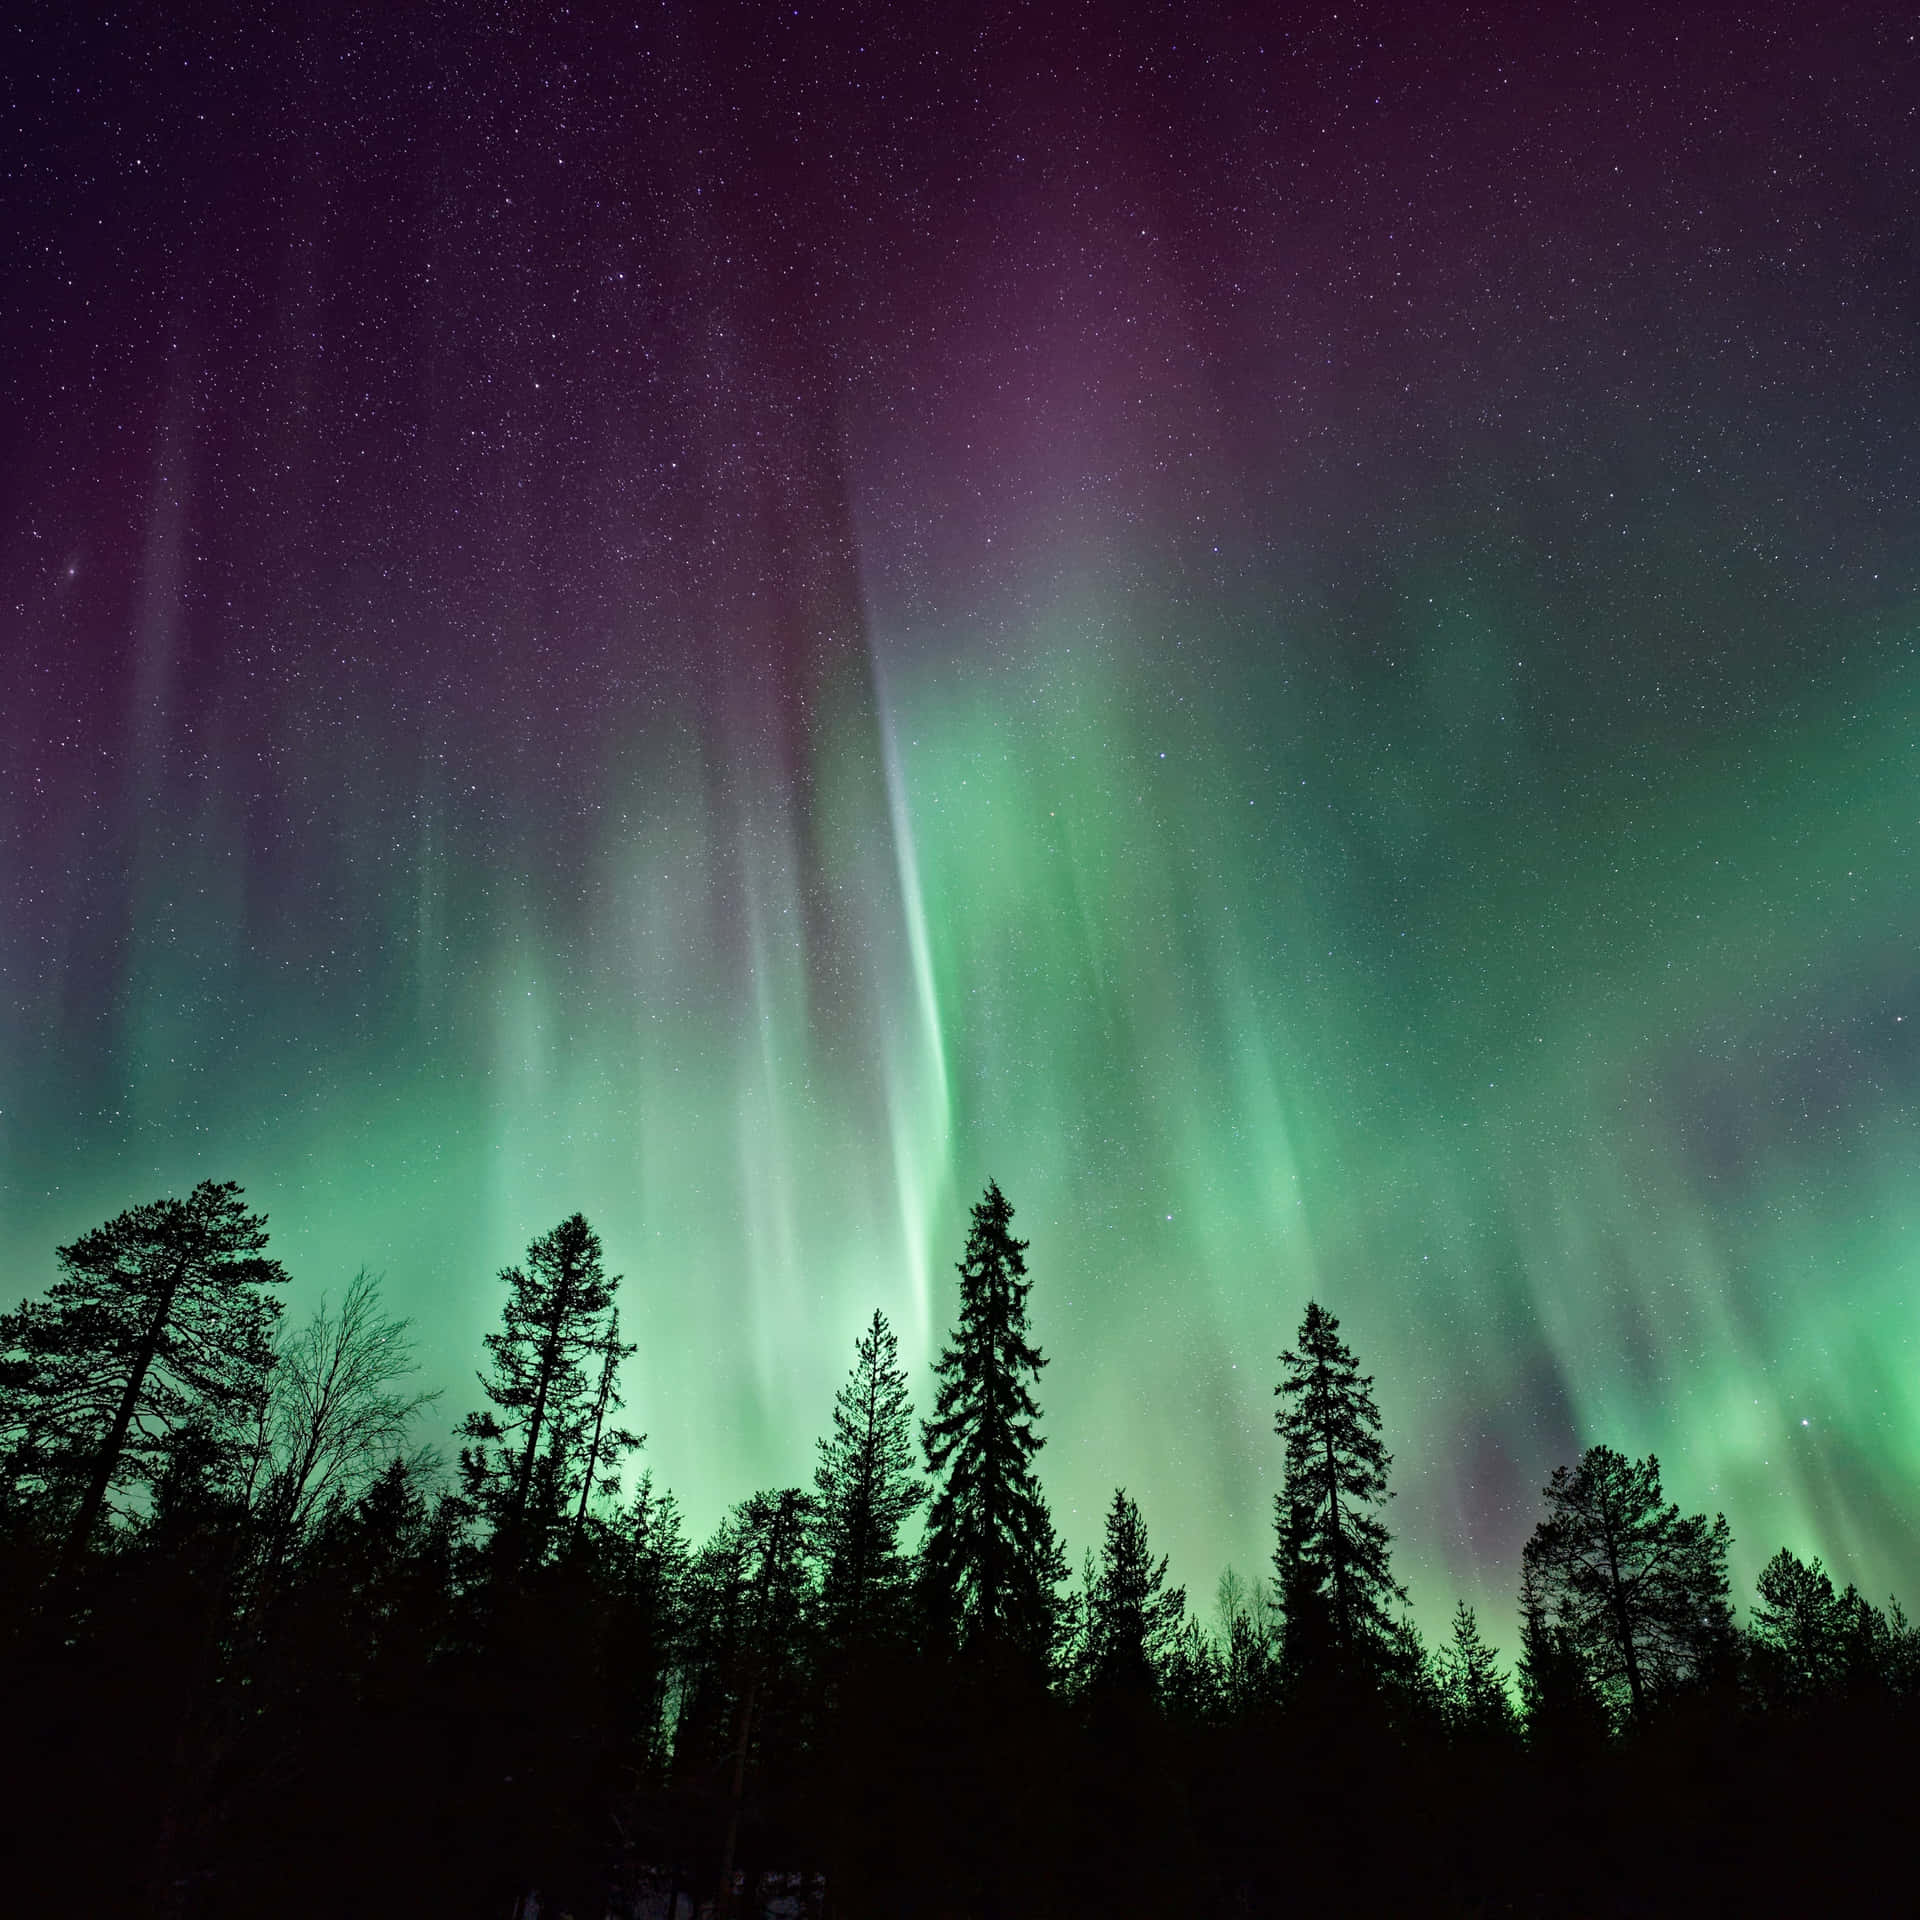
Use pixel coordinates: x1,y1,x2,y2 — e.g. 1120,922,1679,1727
1382,1611,1440,1724
1750,1547,1845,1707
0,1180,288,1575
813,1309,925,1648
673,1488,818,1915
1157,1613,1224,1726
1214,1567,1280,1719
298,1453,458,1685
1516,1550,1606,1751
1437,1600,1517,1740
1272,1301,1404,1680
602,1470,690,1766
919,1180,1067,1665
458,1213,620,1566
1520,1444,1734,1726
1085,1487,1186,1701
677,1491,819,1770
1873,1594,1920,1699
565,1309,643,1549
1750,1548,1920,1707
1060,1550,1098,1696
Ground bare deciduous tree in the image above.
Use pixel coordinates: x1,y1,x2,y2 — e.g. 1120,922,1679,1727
257,1269,437,1577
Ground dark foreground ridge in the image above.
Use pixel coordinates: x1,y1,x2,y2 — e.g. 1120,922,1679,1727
3,1179,1914,1917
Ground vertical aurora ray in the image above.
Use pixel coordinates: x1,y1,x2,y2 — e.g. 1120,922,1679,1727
830,579,1920,1624
871,654,954,1358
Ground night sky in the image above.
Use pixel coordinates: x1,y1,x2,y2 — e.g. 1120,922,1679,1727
5,2,1919,1636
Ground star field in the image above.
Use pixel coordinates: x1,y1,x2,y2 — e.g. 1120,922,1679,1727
3,1,1919,1632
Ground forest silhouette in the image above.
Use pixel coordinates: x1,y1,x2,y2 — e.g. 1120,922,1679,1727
3,1178,1914,1917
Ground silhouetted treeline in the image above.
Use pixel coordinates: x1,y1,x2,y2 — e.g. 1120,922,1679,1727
4,1177,1918,1917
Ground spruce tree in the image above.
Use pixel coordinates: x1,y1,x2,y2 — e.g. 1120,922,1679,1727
1749,1550,1917,1707
565,1308,643,1549
919,1180,1067,1665
1750,1547,1845,1708
459,1213,621,1566
1832,1584,1909,1698
1516,1550,1606,1752
673,1488,818,1915
1272,1300,1404,1681
1381,1611,1440,1725
1085,1487,1186,1701
676,1491,819,1773
1437,1600,1517,1740
1157,1613,1224,1726
602,1470,690,1768
813,1309,925,1648
0,1179,288,1575
1520,1444,1734,1727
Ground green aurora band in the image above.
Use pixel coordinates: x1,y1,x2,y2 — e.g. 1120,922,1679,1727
5,4,1919,1652
7,566,1917,1644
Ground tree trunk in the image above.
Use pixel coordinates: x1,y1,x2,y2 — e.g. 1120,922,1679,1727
509,1286,575,1557
1601,1519,1646,1721
512,1350,555,1523
570,1326,618,1547
59,1251,190,1582
1325,1423,1347,1651
717,1670,759,1919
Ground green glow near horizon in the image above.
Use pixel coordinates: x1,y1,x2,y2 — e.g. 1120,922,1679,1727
6,575,1919,1652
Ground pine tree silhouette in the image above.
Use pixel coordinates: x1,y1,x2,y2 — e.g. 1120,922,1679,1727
813,1309,925,1649
459,1213,621,1568
1085,1488,1186,1701
1438,1600,1517,1740
1516,1549,1606,1753
1272,1301,1404,1683
565,1308,643,1550
919,1181,1067,1667
1520,1444,1734,1727
1750,1546,1846,1707
0,1180,288,1580
602,1470,690,1764
675,1489,818,1919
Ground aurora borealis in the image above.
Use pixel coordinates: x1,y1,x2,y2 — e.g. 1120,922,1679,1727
4,3,1918,1638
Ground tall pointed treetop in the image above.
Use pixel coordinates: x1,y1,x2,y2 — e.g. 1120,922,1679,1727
813,1308,925,1647
1273,1299,1404,1678
920,1180,1066,1665
459,1211,623,1567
